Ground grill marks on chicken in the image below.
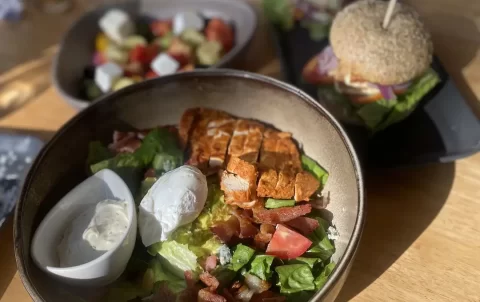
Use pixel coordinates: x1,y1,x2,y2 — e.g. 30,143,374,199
180,108,321,209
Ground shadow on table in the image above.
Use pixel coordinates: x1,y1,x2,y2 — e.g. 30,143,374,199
336,162,455,301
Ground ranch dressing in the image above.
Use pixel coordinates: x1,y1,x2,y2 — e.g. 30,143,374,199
57,199,129,267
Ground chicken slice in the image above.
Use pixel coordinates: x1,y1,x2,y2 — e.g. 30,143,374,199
259,129,277,170
273,168,295,199
240,121,264,163
294,171,320,202
228,120,249,158
275,133,302,172
208,119,235,168
256,169,278,198
178,108,200,149
221,157,258,208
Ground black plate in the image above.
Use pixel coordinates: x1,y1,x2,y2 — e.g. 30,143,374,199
271,24,480,167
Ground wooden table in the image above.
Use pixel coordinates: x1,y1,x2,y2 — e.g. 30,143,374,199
1,0,479,301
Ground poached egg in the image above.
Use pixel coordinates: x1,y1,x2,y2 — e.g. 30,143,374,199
138,165,208,247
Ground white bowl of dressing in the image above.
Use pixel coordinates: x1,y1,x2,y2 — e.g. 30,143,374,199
31,169,137,287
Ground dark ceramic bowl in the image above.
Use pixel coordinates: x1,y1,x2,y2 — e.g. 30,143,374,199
53,0,257,110
15,70,365,302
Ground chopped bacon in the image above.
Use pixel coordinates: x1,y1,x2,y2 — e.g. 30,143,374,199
253,202,312,225
254,232,273,250
198,288,227,302
144,168,156,178
260,224,275,235
109,131,142,153
231,208,259,239
251,291,286,302
211,216,240,244
223,289,238,302
205,255,218,273
184,270,197,288
284,216,319,236
152,282,178,302
200,272,220,292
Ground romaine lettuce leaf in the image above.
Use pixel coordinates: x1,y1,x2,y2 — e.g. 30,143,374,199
374,68,440,132
134,128,181,167
148,258,186,293
314,262,336,290
305,216,335,261
152,152,182,176
356,98,397,130
287,257,321,269
275,264,316,294
231,244,255,271
249,255,275,281
148,241,201,277
301,154,329,186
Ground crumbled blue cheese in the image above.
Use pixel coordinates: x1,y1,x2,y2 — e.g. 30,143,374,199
327,225,340,241
218,244,232,265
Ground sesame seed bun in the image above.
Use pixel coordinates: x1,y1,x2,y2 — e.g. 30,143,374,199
330,0,433,85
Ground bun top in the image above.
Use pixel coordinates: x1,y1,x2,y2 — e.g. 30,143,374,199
330,0,433,85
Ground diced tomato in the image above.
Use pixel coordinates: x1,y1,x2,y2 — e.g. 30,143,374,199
167,38,193,66
266,224,312,260
205,18,234,52
124,61,144,77
145,44,159,64
150,20,172,37
145,70,159,79
129,44,159,66
129,45,148,64
302,55,335,85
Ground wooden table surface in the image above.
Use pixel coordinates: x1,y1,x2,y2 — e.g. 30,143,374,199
1,0,479,301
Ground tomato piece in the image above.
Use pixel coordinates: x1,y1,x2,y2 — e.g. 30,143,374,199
145,44,159,64
150,20,172,37
266,224,312,260
205,18,234,52
129,45,148,64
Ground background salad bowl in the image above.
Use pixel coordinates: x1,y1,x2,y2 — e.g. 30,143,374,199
15,69,364,301
53,0,257,110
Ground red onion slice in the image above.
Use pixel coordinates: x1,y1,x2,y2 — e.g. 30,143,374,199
316,45,338,75
392,81,412,92
376,84,396,100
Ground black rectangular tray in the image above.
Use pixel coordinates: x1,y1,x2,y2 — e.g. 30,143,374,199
271,24,480,168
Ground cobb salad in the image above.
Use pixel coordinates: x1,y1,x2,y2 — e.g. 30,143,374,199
86,108,337,301
82,9,235,101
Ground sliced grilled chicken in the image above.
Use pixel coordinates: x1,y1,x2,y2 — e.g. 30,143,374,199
178,108,200,149
240,121,264,163
257,169,278,198
259,129,277,170
221,157,258,208
208,118,235,168
294,171,320,202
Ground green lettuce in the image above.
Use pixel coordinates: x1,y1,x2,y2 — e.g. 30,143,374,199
275,264,316,294
314,262,336,290
86,141,112,166
263,0,294,30
301,154,329,186
356,99,398,130
265,198,295,209
211,264,237,288
373,69,441,132
287,257,321,269
134,128,181,167
148,241,201,277
305,216,335,261
231,244,255,271
249,255,275,281
148,258,186,294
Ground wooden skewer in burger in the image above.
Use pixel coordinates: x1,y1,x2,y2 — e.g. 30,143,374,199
302,0,440,132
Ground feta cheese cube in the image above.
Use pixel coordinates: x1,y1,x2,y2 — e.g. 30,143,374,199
94,62,123,93
99,9,134,43
173,12,204,36
150,53,179,76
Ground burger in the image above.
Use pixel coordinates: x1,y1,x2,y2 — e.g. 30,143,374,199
302,0,440,132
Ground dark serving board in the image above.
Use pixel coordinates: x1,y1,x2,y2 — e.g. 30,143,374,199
271,24,480,167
